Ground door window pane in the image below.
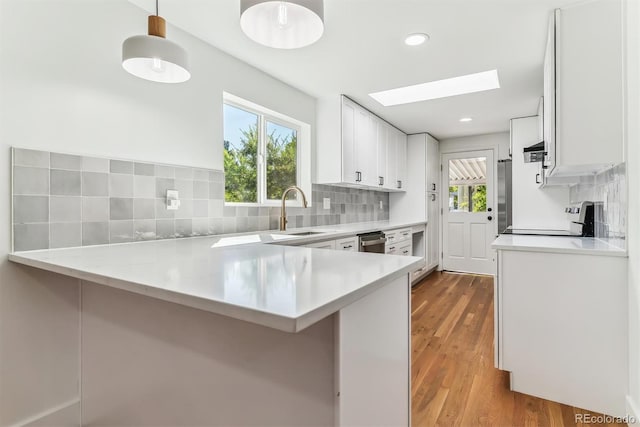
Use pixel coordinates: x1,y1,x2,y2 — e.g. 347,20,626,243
448,157,487,212
224,104,259,203
266,121,297,201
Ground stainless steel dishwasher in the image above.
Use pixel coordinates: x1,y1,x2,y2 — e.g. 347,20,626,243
358,231,387,253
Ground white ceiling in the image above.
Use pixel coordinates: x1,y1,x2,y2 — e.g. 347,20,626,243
129,0,579,140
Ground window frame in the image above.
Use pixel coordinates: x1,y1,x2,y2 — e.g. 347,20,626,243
223,93,310,208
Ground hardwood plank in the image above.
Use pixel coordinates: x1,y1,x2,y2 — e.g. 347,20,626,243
411,272,625,427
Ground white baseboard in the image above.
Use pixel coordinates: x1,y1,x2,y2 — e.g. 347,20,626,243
10,398,80,427
627,395,640,426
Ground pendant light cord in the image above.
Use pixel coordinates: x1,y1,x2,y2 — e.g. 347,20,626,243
155,0,159,16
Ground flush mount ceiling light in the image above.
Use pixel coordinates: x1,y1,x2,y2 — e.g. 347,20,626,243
240,0,325,49
404,33,429,46
122,0,190,83
369,69,501,107
459,117,473,122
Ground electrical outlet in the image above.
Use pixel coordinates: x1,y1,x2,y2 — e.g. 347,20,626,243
323,198,331,210
379,201,383,210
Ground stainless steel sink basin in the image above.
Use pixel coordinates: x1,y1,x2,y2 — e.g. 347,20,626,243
288,231,327,236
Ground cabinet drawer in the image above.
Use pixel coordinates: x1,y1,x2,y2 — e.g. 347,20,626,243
336,237,357,252
385,230,399,245
385,242,399,254
398,242,412,257
397,228,412,243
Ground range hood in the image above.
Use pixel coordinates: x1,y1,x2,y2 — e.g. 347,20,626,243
523,141,545,163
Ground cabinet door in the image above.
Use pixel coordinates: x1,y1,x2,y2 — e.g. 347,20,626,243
336,237,358,252
385,126,398,190
396,132,407,190
342,99,358,184
376,121,388,188
543,13,556,172
354,108,378,187
426,137,440,193
427,193,439,269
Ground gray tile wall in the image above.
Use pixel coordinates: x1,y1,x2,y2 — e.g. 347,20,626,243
12,148,390,251
570,162,626,248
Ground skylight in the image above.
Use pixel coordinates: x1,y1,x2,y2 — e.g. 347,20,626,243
369,70,501,107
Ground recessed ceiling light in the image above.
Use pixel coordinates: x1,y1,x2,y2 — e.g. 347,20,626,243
369,69,501,107
404,33,429,46
460,117,473,122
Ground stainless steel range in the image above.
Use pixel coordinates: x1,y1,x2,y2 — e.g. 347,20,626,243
501,201,596,237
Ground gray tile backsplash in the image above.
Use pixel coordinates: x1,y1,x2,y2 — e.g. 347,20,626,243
12,148,390,251
570,162,626,248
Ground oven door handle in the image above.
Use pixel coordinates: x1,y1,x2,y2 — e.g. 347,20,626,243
360,237,387,247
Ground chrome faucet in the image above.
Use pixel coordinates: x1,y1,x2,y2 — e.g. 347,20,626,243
280,186,308,231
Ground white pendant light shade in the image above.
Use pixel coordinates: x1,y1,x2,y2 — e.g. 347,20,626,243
240,0,324,49
122,15,190,83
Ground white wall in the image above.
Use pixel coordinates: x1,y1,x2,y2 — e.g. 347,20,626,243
0,1,316,425
439,132,511,161
625,0,640,421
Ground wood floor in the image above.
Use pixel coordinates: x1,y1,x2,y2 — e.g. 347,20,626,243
411,272,624,427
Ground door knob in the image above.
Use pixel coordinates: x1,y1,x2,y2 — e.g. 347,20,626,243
488,216,493,221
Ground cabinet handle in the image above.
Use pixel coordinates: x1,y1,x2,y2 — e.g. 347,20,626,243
536,173,541,184
397,180,402,189
431,183,436,191
388,246,396,251
356,171,362,182
379,176,384,186
402,250,409,255
431,194,436,202
343,245,353,249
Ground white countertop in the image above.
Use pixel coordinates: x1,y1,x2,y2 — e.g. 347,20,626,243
492,234,627,257
9,220,425,332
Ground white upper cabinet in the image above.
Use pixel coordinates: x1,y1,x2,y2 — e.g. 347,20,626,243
316,95,407,192
426,136,440,193
544,0,624,178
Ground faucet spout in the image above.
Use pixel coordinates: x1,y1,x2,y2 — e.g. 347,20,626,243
280,186,308,231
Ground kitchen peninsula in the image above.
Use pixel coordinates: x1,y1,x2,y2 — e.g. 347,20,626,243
10,229,422,426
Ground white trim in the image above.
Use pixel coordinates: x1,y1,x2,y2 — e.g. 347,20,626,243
9,398,80,427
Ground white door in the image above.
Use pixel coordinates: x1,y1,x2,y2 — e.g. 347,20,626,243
442,150,496,275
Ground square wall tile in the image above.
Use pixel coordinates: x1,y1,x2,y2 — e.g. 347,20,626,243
134,162,155,176
110,198,133,220
175,167,193,180
13,196,48,223
155,165,175,178
110,220,133,244
13,166,49,195
134,176,156,198
50,196,81,222
51,153,82,170
209,200,223,218
175,179,194,199
13,148,49,168
175,219,192,238
193,200,208,217
110,160,133,174
156,178,175,198
82,197,109,222
82,172,109,196
193,218,209,236
194,169,208,181
14,223,49,251
175,199,193,219
134,199,155,220
82,222,109,246
193,181,208,199
82,156,109,173
208,184,224,200
134,219,156,241
51,170,81,196
50,223,81,249
156,219,175,239
109,174,133,197
155,199,174,219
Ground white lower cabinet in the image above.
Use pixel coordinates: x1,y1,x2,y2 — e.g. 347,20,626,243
495,249,627,417
385,228,412,256
336,237,358,252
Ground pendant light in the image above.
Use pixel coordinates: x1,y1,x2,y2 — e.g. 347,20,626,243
240,0,324,49
122,0,190,83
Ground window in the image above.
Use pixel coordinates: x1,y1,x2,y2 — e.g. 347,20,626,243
223,93,310,206
448,157,487,213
